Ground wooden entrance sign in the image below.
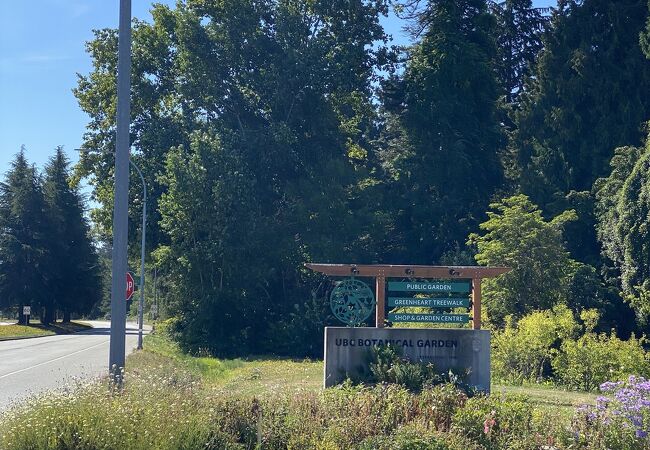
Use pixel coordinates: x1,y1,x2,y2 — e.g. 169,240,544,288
305,264,510,330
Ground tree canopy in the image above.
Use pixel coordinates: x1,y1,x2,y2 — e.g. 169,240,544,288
69,0,650,353
379,0,504,264
468,194,577,325
0,149,101,323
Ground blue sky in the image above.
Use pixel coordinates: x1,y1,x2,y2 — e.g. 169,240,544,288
0,1,554,177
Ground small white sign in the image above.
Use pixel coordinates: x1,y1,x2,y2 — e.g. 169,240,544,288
23,306,31,316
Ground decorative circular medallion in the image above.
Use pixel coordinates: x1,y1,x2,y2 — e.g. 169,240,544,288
329,278,375,326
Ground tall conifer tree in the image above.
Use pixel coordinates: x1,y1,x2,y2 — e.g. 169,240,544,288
490,0,546,105
513,0,650,203
43,148,101,322
0,149,50,323
382,0,504,263
510,0,650,267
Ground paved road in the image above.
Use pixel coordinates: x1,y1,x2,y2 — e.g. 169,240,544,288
0,321,148,411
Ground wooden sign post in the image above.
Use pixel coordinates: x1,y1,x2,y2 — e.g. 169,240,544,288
305,264,510,329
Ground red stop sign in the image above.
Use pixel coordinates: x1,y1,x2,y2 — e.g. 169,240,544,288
126,272,135,301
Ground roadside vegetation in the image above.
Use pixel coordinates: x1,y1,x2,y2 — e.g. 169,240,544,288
3,331,648,450
5,0,650,448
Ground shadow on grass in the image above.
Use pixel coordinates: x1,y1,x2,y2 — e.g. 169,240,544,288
0,321,93,340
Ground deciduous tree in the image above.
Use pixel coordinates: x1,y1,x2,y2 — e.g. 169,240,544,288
468,194,577,325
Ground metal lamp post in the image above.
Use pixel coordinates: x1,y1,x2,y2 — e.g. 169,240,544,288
110,0,132,384
130,161,146,350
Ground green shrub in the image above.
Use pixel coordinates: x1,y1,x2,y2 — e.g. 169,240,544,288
552,332,650,391
154,316,181,338
366,345,468,392
357,426,471,450
368,344,402,382
451,393,557,450
264,296,331,358
492,305,578,384
492,306,650,391
415,384,468,432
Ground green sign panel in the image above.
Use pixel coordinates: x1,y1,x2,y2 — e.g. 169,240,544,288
330,278,376,326
388,297,470,308
388,281,471,294
388,313,469,324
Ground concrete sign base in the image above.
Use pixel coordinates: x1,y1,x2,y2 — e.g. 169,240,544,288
324,327,490,392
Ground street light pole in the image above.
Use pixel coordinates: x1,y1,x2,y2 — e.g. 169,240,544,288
110,0,132,384
130,161,146,350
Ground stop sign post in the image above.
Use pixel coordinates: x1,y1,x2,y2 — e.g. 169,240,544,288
126,272,135,301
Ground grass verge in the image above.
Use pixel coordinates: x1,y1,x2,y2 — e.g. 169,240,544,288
0,363,571,449
0,320,92,341
138,333,596,408
135,333,323,395
493,382,597,413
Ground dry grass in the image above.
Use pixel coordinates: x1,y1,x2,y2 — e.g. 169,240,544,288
0,321,91,340
0,324,54,339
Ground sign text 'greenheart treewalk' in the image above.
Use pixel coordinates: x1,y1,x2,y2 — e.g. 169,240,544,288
388,297,470,308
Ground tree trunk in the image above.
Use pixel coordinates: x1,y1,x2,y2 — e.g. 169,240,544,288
42,307,56,326
63,309,71,323
17,305,26,325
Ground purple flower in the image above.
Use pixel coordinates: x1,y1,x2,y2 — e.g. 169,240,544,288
600,381,623,392
581,376,650,442
628,375,645,385
596,396,610,410
636,381,650,392
630,415,643,427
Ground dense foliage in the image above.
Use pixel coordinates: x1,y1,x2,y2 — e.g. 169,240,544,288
72,0,650,356
596,136,650,324
0,150,50,323
492,306,650,390
468,195,578,325
513,0,650,203
380,0,504,262
0,149,101,323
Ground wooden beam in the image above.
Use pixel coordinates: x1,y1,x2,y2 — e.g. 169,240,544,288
472,278,482,330
305,263,510,279
376,276,386,328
